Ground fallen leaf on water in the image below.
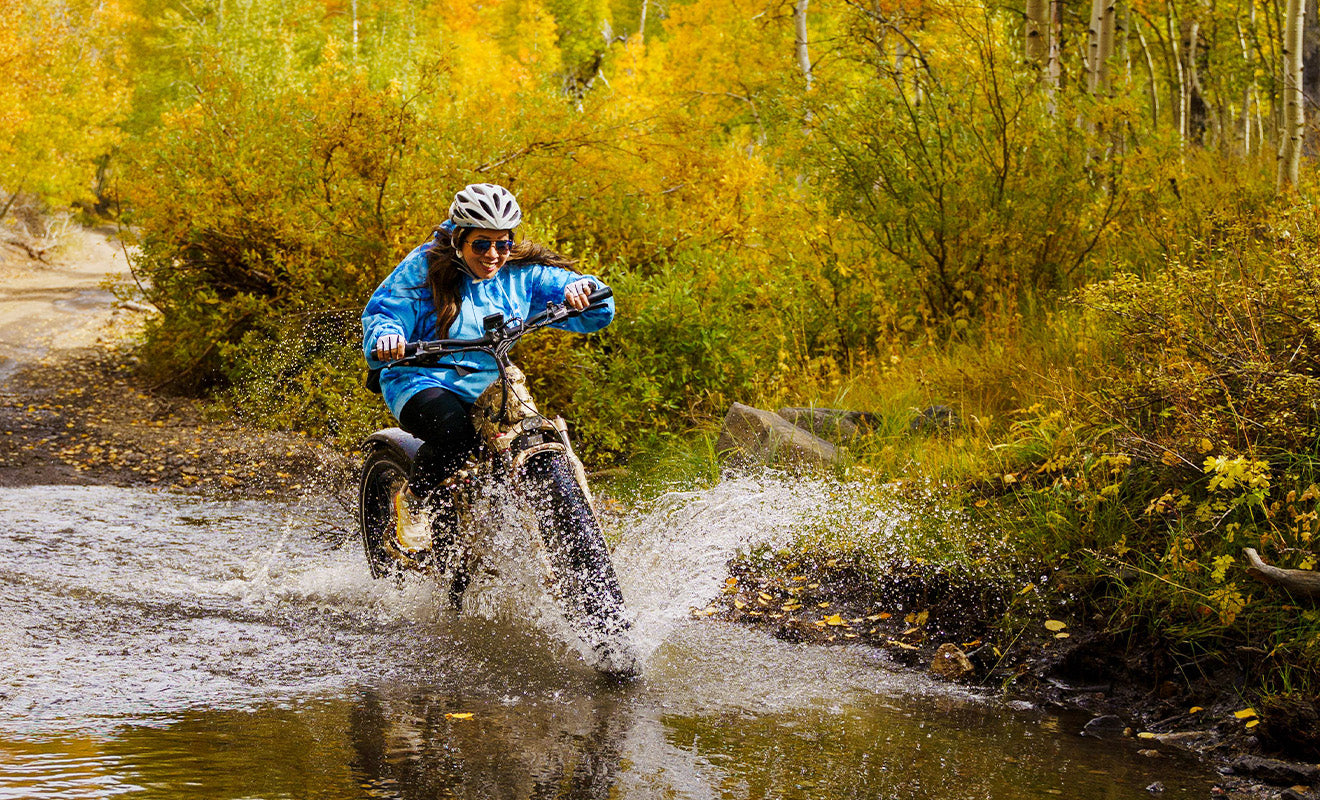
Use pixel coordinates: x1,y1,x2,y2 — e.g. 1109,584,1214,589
734,599,747,609
1189,707,1203,714
1044,620,1067,632
445,713,474,720
1244,720,1260,729
817,602,831,608
1137,732,1156,740
889,640,918,650
1054,632,1070,639
824,614,845,626
782,603,802,611
759,592,773,601
1233,708,1258,720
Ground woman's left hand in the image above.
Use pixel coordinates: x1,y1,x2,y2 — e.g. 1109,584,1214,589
564,279,596,310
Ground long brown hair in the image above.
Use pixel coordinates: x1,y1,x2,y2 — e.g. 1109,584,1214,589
425,227,579,337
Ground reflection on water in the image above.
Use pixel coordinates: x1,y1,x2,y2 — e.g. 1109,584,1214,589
0,484,1216,799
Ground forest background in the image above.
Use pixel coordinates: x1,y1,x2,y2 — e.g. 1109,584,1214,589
5,0,1320,734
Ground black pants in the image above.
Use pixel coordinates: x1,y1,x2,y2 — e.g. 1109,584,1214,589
398,387,482,502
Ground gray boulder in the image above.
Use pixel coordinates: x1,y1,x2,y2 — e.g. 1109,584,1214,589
716,403,839,468
776,407,881,444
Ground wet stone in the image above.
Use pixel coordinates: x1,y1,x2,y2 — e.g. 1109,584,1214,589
929,643,973,680
1228,756,1320,787
1082,714,1128,739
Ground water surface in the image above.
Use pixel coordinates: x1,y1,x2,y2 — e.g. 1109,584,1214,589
0,481,1215,798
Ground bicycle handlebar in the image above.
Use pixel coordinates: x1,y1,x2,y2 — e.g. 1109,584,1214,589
395,285,613,363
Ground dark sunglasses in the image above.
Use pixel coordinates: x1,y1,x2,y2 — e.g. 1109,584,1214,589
469,239,514,254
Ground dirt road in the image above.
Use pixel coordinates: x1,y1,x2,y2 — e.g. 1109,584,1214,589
0,227,131,380
0,228,351,499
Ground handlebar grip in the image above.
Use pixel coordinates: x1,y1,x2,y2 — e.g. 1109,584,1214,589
403,342,418,357
586,286,613,304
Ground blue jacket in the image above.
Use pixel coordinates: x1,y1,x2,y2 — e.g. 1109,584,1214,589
362,234,615,420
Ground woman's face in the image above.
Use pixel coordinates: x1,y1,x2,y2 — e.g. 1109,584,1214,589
459,228,513,280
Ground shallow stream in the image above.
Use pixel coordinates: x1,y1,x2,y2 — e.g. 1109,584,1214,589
0,480,1217,799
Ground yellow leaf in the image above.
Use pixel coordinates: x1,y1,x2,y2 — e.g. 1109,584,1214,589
782,603,802,611
758,592,773,601
1244,719,1260,729
891,640,918,650
1044,620,1067,632
866,614,883,621
1234,708,1258,720
818,602,831,608
1189,706,1203,714
974,499,989,508
1137,732,1156,739
445,713,474,720
734,599,747,609
824,614,845,626
902,627,919,635
1054,632,1070,639
1018,583,1036,595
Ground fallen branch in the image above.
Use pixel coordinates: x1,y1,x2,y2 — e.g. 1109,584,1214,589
1243,547,1320,600
5,238,48,263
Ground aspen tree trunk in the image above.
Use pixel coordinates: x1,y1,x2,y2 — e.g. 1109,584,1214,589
1303,0,1320,154
1047,0,1064,109
355,0,362,55
1137,24,1161,125
1167,4,1187,142
1238,1,1257,155
1026,0,1049,65
1117,0,1130,83
1279,0,1306,191
639,0,648,42
1087,0,1117,94
793,0,812,89
1185,20,1206,143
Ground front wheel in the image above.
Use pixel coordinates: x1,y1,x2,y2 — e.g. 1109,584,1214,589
358,444,413,579
519,450,639,677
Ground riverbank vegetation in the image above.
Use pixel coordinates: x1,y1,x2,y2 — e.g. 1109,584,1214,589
7,0,1318,747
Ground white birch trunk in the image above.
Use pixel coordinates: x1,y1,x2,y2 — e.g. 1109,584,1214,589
1136,25,1161,125
794,0,812,90
1167,4,1187,142
1087,0,1117,94
1279,0,1306,190
1026,0,1048,65
639,0,648,42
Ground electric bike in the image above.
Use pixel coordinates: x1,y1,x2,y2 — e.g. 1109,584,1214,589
357,288,639,677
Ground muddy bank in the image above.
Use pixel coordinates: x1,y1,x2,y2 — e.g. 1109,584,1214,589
0,338,353,501
702,553,1320,800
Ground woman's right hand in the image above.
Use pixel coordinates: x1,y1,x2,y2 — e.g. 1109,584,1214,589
373,333,406,361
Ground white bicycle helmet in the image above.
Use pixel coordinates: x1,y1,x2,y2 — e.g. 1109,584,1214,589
448,183,523,230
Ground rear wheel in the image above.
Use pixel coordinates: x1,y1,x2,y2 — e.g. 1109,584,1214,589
519,451,639,677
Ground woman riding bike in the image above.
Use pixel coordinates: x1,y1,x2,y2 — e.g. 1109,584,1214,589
361,183,614,551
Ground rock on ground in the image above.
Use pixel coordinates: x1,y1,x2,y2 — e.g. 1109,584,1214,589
715,402,839,468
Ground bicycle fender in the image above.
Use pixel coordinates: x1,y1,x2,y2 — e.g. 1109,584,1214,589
362,427,424,464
